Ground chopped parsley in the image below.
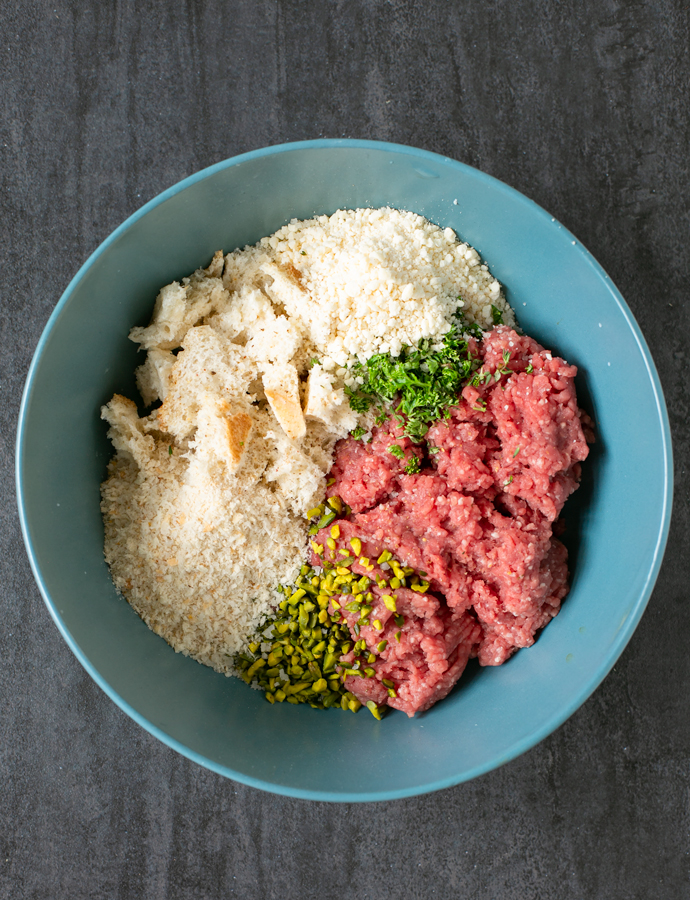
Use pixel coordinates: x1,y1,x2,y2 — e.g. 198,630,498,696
350,425,368,441
345,313,483,441
470,350,511,388
455,306,484,340
525,362,534,374
471,369,494,387
404,455,421,474
388,444,405,459
491,304,504,325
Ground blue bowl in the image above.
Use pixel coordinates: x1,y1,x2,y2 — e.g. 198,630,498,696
16,140,672,801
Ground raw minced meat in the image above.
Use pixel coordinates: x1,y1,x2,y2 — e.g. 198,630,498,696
313,327,591,716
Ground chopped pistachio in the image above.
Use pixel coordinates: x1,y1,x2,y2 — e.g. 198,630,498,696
246,658,266,679
316,509,337,529
382,595,397,612
366,700,386,720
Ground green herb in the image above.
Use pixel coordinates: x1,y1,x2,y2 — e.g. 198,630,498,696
388,444,405,459
301,250,307,255
512,446,520,458
455,307,484,340
525,362,534,374
374,409,387,425
496,350,512,378
345,315,482,441
404,455,421,475
491,305,504,325
472,349,511,388
350,425,368,441
309,357,320,368
470,369,493,387
168,445,173,455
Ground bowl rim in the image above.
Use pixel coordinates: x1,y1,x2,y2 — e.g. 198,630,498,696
16,138,673,802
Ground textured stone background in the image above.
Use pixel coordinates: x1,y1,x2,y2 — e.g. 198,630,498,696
1,1,689,897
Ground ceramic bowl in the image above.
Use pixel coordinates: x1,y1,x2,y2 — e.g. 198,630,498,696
16,140,672,801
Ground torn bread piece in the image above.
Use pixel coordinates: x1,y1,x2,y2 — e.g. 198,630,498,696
264,429,325,515
129,253,230,351
304,363,359,438
135,348,176,406
188,395,254,478
260,261,332,349
262,362,306,442
156,326,257,440
101,394,155,470
209,286,303,366
204,249,225,279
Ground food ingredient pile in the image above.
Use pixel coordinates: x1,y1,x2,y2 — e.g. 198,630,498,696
101,207,589,718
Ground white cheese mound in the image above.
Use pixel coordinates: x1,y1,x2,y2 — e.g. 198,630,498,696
100,208,514,674
260,207,514,367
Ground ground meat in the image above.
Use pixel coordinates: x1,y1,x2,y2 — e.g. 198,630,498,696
328,422,421,514
315,327,591,716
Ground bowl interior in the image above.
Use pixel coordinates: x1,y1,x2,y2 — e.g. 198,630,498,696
17,141,671,801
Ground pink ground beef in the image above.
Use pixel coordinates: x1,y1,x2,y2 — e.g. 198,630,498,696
312,327,591,717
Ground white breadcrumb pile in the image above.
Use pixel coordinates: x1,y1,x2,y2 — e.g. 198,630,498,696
100,208,513,674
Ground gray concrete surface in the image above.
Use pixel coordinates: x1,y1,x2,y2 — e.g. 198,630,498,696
1,1,689,897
